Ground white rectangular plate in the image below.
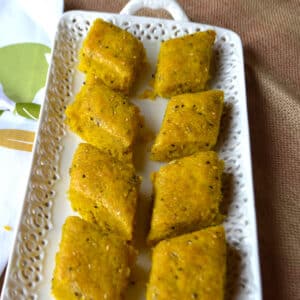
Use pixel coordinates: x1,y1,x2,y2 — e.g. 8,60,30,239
1,10,261,300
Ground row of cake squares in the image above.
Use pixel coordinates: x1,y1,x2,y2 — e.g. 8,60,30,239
67,19,224,162
146,23,227,300
146,22,226,300
78,19,216,98
52,19,145,299
52,145,226,299
58,142,224,244
52,18,227,300
53,216,225,300
65,71,224,164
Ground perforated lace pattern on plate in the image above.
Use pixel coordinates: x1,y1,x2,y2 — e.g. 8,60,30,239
2,12,260,300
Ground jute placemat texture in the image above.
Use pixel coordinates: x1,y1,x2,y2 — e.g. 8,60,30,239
65,1,300,299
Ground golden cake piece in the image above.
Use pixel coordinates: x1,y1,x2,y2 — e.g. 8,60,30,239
151,90,224,161
52,216,136,300
147,226,226,300
69,143,140,240
148,151,224,244
154,30,216,98
78,18,146,94
65,75,141,162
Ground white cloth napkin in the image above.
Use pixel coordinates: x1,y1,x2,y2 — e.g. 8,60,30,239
0,0,63,275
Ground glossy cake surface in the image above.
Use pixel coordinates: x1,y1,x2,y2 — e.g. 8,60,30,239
151,90,224,161
154,30,216,98
69,143,140,240
148,151,224,244
52,216,136,300
78,18,146,94
147,226,226,300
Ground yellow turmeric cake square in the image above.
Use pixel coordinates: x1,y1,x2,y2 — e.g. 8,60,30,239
78,18,146,94
148,151,224,244
154,30,216,98
151,90,224,161
52,216,136,300
65,75,141,162
147,226,226,300
69,143,140,240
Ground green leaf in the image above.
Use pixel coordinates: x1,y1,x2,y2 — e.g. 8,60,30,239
0,110,3,117
0,43,50,103
15,103,40,120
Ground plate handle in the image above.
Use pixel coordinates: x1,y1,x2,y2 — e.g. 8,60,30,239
120,0,189,21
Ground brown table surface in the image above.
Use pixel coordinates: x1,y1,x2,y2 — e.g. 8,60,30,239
1,1,300,299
